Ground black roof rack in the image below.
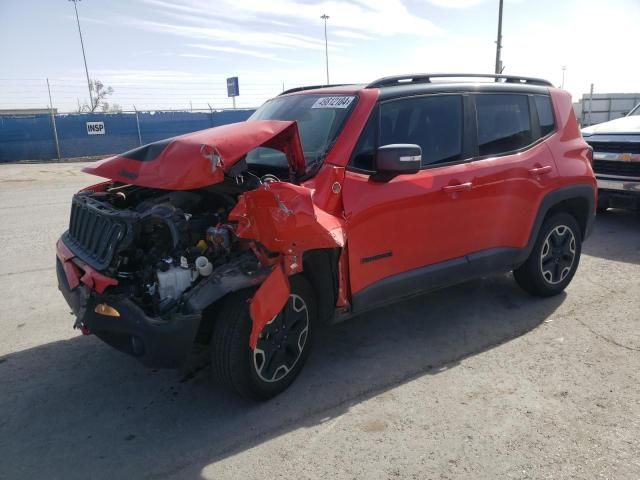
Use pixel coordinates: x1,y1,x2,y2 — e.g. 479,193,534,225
366,73,553,88
279,84,353,96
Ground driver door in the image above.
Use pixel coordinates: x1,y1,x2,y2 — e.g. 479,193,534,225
342,94,476,307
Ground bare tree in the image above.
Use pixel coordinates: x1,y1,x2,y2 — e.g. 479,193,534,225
78,79,115,112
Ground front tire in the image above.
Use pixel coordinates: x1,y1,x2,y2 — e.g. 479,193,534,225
514,212,582,297
211,275,316,400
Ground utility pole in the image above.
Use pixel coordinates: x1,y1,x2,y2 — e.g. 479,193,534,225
561,66,567,89
321,14,330,85
494,0,504,74
69,0,93,109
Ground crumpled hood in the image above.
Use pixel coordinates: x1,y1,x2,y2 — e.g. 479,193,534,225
82,120,306,190
582,115,640,136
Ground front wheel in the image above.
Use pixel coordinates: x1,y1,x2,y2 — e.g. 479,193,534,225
211,275,316,400
514,212,582,297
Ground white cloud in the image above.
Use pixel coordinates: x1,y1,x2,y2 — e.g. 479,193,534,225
131,19,329,51
212,0,441,36
188,43,295,62
332,29,373,40
179,53,218,59
426,0,485,8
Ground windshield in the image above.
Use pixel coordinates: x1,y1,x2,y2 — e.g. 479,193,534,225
629,103,640,116
246,94,357,172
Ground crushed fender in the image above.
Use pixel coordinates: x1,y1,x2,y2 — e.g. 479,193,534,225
249,265,290,349
230,181,344,275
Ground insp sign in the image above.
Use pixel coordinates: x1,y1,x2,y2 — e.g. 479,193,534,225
86,121,105,135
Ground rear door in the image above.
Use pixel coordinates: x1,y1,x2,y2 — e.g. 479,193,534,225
461,92,559,255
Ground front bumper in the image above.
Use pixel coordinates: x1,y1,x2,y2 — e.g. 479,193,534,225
596,176,640,210
56,250,201,369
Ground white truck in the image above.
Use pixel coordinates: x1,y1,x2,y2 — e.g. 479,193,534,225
582,103,640,211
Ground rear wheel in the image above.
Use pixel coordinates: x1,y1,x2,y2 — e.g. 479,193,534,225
211,275,316,400
514,212,582,297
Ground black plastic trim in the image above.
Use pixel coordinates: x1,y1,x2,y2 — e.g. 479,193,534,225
376,82,551,102
367,73,553,89
523,183,596,253
57,258,201,368
351,248,520,314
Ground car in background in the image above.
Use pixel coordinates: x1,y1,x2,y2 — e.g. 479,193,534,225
582,103,640,212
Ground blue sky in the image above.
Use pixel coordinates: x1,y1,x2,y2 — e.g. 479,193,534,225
1,0,638,112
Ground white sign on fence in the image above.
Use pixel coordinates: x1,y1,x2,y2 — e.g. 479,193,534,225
86,121,105,135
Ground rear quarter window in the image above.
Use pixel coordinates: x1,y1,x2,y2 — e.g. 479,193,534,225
534,95,555,137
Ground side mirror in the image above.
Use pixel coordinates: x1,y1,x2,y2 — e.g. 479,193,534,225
374,144,421,180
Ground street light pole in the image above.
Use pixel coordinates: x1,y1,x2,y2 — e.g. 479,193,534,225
494,0,504,74
321,14,330,85
69,0,93,109
561,66,567,89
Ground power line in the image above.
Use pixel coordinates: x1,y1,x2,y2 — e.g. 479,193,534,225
69,0,94,107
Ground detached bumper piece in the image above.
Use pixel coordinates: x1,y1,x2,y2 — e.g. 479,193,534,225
56,256,201,369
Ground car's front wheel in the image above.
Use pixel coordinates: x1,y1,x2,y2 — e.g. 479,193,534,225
514,212,582,297
211,275,316,400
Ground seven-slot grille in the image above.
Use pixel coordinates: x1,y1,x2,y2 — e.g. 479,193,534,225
587,141,640,154
592,160,640,178
65,196,127,270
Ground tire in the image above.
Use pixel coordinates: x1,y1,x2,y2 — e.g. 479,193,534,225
211,275,316,400
514,212,582,297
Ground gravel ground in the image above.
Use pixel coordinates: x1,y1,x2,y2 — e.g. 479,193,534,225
0,162,638,480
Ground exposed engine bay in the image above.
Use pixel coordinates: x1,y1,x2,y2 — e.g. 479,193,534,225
63,176,279,317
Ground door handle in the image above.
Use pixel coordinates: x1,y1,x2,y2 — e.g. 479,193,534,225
528,165,553,176
442,182,473,193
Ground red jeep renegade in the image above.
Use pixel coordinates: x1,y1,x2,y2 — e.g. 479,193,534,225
57,74,596,399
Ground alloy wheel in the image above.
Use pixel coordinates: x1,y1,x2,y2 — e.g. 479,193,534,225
253,294,309,383
539,225,576,285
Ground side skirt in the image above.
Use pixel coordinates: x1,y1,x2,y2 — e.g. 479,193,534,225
346,247,524,318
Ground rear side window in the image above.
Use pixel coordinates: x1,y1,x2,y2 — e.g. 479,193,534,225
476,94,532,156
534,95,555,137
380,95,463,166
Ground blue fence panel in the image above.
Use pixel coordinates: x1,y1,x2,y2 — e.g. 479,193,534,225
56,112,140,158
0,115,58,162
139,110,254,143
0,109,255,163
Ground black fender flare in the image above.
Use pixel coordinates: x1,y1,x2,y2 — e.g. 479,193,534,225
516,183,596,265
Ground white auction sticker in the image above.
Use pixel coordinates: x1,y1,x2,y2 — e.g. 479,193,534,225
311,96,355,109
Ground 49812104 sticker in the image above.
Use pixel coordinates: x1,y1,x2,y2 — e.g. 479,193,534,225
311,96,355,109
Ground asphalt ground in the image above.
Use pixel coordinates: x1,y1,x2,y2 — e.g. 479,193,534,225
0,162,638,479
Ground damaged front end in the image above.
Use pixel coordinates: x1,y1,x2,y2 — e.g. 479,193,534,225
56,118,344,368
56,181,271,367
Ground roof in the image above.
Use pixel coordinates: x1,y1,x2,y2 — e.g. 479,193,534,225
279,73,554,99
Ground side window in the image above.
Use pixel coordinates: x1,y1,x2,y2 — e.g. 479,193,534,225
351,111,377,171
534,95,555,137
380,95,463,166
476,94,532,156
